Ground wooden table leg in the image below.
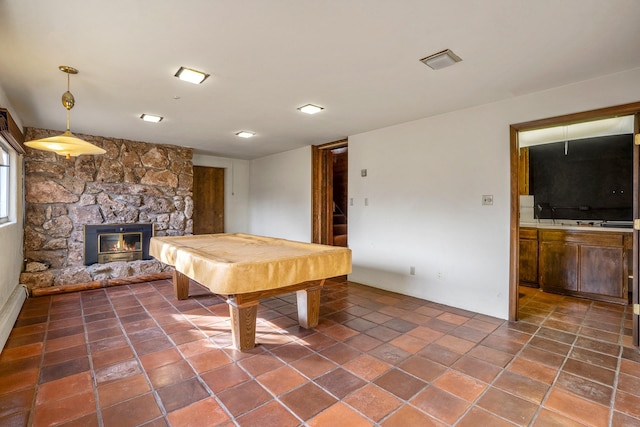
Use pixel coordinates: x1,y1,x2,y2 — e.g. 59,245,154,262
296,279,325,329
227,297,259,351
173,270,190,300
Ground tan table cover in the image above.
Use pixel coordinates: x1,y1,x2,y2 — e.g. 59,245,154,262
149,233,352,295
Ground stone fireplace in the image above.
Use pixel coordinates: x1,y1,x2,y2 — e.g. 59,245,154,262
20,127,193,292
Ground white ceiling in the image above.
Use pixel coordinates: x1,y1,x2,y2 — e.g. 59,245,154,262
0,0,639,160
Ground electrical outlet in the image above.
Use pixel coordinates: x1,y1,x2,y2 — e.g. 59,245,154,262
482,195,493,206
437,271,444,280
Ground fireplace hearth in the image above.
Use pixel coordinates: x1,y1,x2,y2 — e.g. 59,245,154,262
84,224,154,266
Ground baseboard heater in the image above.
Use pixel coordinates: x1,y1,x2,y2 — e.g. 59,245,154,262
0,284,28,352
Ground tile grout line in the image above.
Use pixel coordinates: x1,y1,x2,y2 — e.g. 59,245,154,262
15,282,635,427
152,279,290,426
80,291,107,427
101,283,172,425
255,291,370,426
239,286,434,425
174,284,268,427
448,314,544,426
606,302,629,426
529,294,625,425
134,279,240,426
521,293,580,426
26,295,54,427
344,308,504,426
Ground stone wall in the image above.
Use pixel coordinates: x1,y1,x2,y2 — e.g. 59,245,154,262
20,127,193,291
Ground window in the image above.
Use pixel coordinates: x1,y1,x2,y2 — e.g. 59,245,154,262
0,141,9,224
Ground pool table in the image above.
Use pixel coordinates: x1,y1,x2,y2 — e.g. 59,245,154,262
149,233,352,350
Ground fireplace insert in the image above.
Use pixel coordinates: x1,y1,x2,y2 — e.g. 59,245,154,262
84,224,154,265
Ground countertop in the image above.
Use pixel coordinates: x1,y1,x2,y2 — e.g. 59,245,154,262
520,222,633,233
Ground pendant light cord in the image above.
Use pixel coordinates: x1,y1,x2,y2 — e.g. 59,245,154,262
65,72,71,132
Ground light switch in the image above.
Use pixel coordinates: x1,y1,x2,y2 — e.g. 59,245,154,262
361,169,367,177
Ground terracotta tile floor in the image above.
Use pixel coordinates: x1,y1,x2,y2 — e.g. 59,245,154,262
1,279,639,426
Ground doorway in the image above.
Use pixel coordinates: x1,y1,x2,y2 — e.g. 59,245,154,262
312,140,348,246
192,166,224,234
509,102,640,346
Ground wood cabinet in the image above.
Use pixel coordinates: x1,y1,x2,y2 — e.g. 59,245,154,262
539,236,578,292
519,227,539,287
538,229,630,304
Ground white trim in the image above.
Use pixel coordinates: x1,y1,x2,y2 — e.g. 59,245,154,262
0,285,28,352
0,140,10,224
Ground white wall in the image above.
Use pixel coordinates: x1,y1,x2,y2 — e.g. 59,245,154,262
249,146,312,242
192,154,251,233
0,87,26,351
348,67,640,319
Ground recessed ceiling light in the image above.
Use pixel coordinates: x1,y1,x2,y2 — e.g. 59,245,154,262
420,49,462,70
140,114,163,123
174,66,210,84
298,104,324,115
235,131,255,138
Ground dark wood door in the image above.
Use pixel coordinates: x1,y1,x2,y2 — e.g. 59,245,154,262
193,166,224,234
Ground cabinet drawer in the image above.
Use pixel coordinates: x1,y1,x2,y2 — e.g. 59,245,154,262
539,230,624,247
520,227,537,240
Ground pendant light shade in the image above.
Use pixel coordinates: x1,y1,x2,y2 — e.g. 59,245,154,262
25,66,106,159
26,130,107,157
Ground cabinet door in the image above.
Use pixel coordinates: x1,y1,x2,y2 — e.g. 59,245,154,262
579,245,624,298
539,241,578,291
519,238,538,284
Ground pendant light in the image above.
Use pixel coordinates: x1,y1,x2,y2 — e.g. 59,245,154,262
25,66,106,159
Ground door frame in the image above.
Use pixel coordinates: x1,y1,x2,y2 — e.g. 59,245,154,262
509,102,640,343
312,139,348,244
634,112,640,346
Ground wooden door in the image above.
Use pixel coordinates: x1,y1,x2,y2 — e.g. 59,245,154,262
193,166,224,234
312,140,348,245
331,148,348,247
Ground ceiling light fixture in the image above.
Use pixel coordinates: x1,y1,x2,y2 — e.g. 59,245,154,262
140,114,163,123
25,66,106,159
420,49,462,70
297,104,324,115
174,66,210,84
235,131,255,138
